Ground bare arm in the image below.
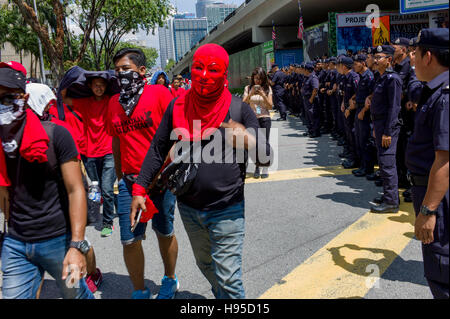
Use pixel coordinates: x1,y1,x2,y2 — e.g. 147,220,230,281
60,158,87,280
0,186,9,221
112,136,123,181
422,150,449,211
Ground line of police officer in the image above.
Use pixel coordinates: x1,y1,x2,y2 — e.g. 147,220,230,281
269,27,448,299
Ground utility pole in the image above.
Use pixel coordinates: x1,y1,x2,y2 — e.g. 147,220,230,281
32,0,47,84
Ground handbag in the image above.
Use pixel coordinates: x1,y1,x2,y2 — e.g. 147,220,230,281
157,141,200,196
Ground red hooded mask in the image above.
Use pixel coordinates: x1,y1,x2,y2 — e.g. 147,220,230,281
172,44,232,141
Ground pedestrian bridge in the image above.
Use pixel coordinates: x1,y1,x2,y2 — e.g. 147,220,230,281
169,0,397,77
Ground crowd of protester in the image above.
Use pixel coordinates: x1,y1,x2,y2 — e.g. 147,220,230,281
0,27,448,300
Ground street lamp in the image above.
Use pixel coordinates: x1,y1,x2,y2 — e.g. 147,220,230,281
32,0,47,84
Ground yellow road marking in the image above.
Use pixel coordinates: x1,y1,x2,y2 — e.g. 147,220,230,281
259,196,415,299
246,166,353,184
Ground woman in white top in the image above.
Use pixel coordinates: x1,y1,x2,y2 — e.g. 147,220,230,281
243,67,273,178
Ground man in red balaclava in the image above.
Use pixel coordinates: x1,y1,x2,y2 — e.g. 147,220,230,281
131,43,273,299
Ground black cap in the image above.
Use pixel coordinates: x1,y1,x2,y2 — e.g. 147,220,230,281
329,57,337,64
0,67,26,92
416,28,449,49
393,37,411,47
271,64,279,69
305,62,315,71
338,56,353,68
375,45,395,55
409,37,418,47
353,54,367,62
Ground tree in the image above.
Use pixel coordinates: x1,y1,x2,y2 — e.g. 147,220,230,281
114,42,159,70
74,0,171,70
165,59,175,73
11,0,108,83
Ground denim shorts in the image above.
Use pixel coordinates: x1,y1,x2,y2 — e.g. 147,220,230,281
117,178,176,246
1,234,94,299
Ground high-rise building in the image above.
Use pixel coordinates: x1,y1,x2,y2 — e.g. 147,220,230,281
172,15,208,62
195,0,214,18
158,14,208,68
205,2,238,31
158,19,176,69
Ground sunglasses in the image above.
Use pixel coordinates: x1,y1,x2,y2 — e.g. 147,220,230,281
0,93,21,106
373,55,389,61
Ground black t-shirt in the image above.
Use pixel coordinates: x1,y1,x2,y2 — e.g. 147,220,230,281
6,124,79,242
136,96,272,211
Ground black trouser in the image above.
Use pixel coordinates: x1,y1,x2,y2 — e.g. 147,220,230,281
256,117,272,168
354,106,374,173
343,108,357,162
273,92,287,119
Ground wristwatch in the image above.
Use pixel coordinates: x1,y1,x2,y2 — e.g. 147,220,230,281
69,240,91,255
420,205,438,217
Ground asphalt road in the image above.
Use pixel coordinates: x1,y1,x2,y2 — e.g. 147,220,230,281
0,112,433,299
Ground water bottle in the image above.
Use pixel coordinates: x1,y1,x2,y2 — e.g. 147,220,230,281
87,181,101,225
88,181,101,203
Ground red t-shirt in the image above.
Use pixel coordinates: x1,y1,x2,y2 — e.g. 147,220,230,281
72,96,113,158
106,85,174,175
49,104,86,156
170,87,186,98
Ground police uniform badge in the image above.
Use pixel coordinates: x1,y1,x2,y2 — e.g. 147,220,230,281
377,46,383,53
409,38,414,46
395,38,400,44
417,30,422,43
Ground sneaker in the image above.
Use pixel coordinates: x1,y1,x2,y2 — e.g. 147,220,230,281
156,275,179,299
85,268,103,293
101,225,113,237
131,287,152,299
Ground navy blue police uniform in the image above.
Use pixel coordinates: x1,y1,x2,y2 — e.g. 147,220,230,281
340,56,360,168
302,63,320,137
405,28,449,299
370,45,403,212
271,65,288,120
354,54,375,176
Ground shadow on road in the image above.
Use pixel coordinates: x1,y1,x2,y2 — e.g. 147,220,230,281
38,272,207,299
328,244,427,287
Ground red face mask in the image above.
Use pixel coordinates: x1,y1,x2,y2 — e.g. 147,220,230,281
191,44,229,98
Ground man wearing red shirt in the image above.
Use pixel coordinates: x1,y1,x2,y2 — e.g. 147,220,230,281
61,78,116,238
107,48,179,299
170,77,186,98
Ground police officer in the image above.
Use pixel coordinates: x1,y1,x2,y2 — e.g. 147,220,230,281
353,53,375,177
338,56,360,169
393,37,416,191
327,57,340,139
335,57,347,147
270,64,288,121
301,62,321,137
365,47,383,184
369,45,403,214
405,28,449,299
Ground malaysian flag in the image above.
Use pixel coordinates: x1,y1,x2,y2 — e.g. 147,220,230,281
297,0,304,40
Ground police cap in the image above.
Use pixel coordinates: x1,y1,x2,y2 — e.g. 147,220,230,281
375,45,395,56
416,28,449,50
393,37,410,47
338,56,353,68
353,54,367,62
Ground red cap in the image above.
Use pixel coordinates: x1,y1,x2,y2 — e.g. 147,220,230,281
0,61,27,77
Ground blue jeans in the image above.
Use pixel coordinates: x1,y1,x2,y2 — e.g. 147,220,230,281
177,201,246,299
1,234,94,299
81,154,116,226
117,178,176,246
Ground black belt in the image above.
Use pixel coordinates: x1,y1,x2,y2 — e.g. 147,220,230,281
371,114,386,121
407,173,429,187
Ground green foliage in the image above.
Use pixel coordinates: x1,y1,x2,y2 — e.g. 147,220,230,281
164,59,175,73
114,42,159,70
0,4,40,59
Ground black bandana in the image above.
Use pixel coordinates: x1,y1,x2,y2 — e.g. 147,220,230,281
0,98,26,159
118,71,145,117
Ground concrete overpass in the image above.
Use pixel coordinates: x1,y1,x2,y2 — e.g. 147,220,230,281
169,0,397,77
